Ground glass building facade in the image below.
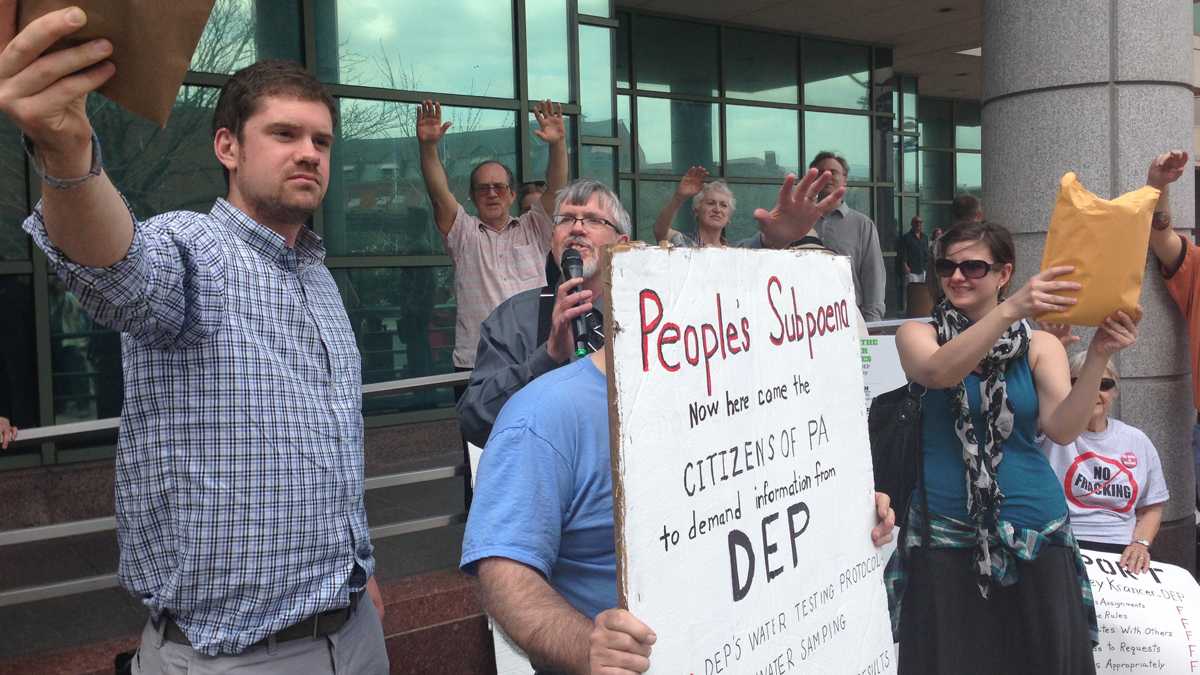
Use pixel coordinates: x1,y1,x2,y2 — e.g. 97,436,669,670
0,0,979,471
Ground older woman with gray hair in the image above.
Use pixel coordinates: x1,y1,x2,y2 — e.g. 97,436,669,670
652,166,735,247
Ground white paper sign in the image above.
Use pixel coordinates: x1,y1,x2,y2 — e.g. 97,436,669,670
861,336,906,409
1083,550,1200,673
606,246,895,675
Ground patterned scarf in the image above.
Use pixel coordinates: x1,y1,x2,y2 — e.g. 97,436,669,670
931,298,1030,597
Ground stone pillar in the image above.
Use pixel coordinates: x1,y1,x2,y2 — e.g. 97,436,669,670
983,0,1196,571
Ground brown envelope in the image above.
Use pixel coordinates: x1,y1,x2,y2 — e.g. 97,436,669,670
1038,172,1160,326
18,0,216,126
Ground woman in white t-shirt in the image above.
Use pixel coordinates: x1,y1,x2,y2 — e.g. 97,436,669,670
1041,352,1169,573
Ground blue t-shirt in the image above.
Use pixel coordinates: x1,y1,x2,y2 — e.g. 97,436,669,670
922,355,1066,529
460,357,616,619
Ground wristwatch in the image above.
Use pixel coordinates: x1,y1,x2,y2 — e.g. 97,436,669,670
1133,538,1152,549
1152,210,1172,231
21,132,103,190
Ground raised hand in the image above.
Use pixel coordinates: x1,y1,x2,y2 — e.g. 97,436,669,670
416,100,451,145
752,169,845,248
1001,266,1080,320
1088,310,1139,358
675,166,708,199
532,99,565,144
1147,150,1188,190
0,6,115,160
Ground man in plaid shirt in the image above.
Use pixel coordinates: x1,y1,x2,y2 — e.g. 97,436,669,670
4,7,385,672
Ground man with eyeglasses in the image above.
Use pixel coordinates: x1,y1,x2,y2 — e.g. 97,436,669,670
416,99,568,376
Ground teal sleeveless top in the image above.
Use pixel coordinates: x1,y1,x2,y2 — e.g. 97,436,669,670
921,355,1066,529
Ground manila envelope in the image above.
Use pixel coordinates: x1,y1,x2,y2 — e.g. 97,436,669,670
19,0,216,126
1038,172,1160,326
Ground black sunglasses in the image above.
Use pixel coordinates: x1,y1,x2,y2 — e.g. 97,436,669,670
934,258,1003,279
1071,377,1117,392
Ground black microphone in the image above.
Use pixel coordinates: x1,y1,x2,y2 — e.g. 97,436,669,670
560,248,589,358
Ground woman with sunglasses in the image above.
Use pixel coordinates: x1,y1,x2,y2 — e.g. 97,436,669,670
1042,353,1167,574
888,220,1139,674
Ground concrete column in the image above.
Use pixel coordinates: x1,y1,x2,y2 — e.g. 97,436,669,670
983,0,1196,572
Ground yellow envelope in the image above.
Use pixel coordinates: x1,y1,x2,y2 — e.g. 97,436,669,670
1038,172,1159,326
19,0,216,126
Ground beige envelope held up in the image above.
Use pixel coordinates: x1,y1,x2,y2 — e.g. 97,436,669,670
19,0,216,126
1038,172,1160,326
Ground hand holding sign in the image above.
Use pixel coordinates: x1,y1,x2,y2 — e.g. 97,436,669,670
589,609,656,675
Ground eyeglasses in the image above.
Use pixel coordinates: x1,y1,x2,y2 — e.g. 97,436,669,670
473,182,510,195
1071,377,1117,392
552,214,618,232
933,258,1003,279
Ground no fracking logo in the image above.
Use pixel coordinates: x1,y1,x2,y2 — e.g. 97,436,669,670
1062,452,1138,513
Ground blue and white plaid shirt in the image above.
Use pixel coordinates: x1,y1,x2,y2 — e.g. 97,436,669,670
25,198,373,656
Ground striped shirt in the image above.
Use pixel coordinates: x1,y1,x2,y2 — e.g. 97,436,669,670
444,202,554,368
24,198,372,655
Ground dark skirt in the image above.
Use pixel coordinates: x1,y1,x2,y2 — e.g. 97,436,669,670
898,546,1096,675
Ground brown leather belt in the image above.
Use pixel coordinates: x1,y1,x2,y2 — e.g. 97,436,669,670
162,591,361,648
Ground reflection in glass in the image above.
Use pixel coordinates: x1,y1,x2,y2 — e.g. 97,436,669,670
724,29,797,104
90,87,225,218
0,276,37,430
726,106,797,178
900,77,918,134
725,183,777,244
898,197,919,233
803,112,870,181
874,187,897,253
918,98,954,148
873,48,895,114
920,202,952,234
843,187,872,220
920,150,953,201
579,0,610,17
617,95,632,173
334,267,456,414
902,137,919,193
190,0,303,75
581,146,616,189
636,180,691,244
636,98,718,174
325,101,517,257
633,16,718,97
319,1,515,98
955,101,981,150
874,120,895,183
526,115,575,183
49,279,123,424
526,0,570,103
579,25,615,137
802,39,869,110
956,152,982,196
0,115,28,260
619,179,635,235
615,13,630,89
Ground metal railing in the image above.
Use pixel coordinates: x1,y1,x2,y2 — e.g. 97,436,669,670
0,371,471,608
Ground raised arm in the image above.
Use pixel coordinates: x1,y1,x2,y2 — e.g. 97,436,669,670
478,558,593,673
416,100,461,235
653,166,707,242
752,169,845,249
0,6,132,267
896,267,1080,389
532,100,568,216
1146,150,1188,271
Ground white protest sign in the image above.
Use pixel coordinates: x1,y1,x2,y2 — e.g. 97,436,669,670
1083,550,1200,673
606,245,894,675
860,336,906,410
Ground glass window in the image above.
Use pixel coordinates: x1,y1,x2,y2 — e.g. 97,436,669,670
49,280,123,424
579,25,615,137
615,13,630,89
581,145,616,189
318,1,515,98
326,101,517,257
633,17,718,97
526,115,575,182
635,98,718,174
0,275,37,429
0,115,28,261
844,187,872,219
900,76,917,135
955,100,981,150
90,87,225,218
636,180,692,244
333,267,456,414
724,183,778,244
918,98,954,148
579,0,610,17
526,0,570,103
920,150,954,201
190,0,303,75
802,39,870,110
803,111,870,181
919,202,952,234
956,152,983,197
873,121,895,184
898,196,919,233
619,179,635,231
872,49,895,115
617,95,632,173
724,29,797,104
874,187,897,253
901,136,919,193
725,105,797,178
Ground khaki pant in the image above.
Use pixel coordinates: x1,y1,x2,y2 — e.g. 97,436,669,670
131,598,388,675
